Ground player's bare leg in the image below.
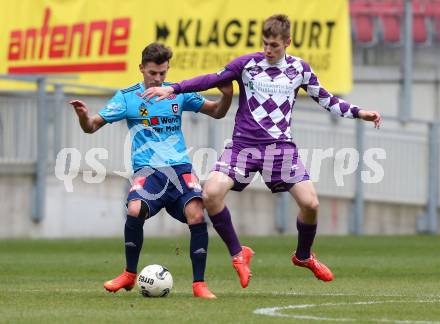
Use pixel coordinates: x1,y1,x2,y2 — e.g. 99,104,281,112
203,172,254,288
289,180,333,281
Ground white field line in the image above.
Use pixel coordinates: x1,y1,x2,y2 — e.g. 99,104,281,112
268,291,440,298
254,300,440,324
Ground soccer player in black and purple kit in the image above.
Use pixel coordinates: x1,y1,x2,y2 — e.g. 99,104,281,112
143,15,382,286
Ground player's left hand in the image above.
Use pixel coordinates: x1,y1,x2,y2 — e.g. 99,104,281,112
358,110,382,129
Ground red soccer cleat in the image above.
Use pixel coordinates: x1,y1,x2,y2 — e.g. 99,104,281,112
291,252,334,282
104,270,137,293
232,246,254,288
192,282,217,299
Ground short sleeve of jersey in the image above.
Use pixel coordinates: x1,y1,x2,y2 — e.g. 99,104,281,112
182,92,205,112
98,90,127,123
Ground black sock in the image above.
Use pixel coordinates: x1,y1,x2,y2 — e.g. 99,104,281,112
189,222,208,282
124,215,145,273
295,219,317,260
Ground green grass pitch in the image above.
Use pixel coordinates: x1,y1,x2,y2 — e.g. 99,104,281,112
1,235,440,323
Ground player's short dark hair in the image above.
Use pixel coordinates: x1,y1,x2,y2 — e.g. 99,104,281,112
263,14,291,40
141,43,173,65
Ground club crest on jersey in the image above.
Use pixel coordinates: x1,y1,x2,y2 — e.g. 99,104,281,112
139,104,148,116
284,66,299,80
247,65,263,77
171,103,179,114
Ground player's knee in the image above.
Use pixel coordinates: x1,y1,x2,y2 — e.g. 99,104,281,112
187,212,205,225
185,199,205,225
127,200,149,218
202,185,222,206
302,197,319,214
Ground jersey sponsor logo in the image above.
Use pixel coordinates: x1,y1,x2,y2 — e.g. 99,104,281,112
150,117,159,125
139,105,148,116
171,103,179,114
140,117,160,127
248,80,296,96
160,116,179,124
129,176,146,192
181,173,202,191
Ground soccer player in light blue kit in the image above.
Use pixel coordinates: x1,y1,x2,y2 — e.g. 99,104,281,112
69,43,233,299
144,15,382,286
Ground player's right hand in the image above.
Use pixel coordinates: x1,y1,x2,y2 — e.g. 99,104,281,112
218,82,233,97
142,86,174,102
69,100,88,117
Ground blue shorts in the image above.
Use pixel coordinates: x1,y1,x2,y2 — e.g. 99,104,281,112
127,164,202,223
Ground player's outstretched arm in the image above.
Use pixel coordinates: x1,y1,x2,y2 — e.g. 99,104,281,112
300,60,364,119
199,82,234,119
69,100,106,134
358,110,382,129
142,70,236,102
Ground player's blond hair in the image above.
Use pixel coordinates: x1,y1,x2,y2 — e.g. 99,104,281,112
263,14,291,40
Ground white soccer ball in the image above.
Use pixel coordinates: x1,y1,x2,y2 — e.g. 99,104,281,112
137,264,173,297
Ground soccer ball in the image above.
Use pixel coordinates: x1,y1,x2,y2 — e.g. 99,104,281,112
137,264,173,297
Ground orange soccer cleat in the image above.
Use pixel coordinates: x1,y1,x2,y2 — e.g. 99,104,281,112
291,252,334,282
104,270,137,293
192,282,217,299
232,246,255,288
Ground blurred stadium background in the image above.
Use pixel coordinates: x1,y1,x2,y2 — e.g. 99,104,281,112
0,0,439,239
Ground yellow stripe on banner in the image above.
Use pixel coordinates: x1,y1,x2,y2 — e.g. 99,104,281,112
0,0,352,94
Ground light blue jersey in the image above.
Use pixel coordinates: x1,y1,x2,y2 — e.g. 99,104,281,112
98,82,205,170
